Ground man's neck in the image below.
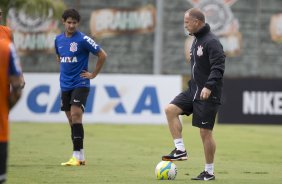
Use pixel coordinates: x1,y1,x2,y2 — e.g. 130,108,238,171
196,23,205,33
65,31,76,37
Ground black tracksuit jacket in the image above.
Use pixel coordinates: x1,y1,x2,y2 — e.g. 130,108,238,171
188,23,225,104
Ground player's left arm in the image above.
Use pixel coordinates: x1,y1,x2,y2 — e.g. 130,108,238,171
80,35,107,79
8,43,23,109
81,48,107,79
8,29,25,88
200,39,225,100
205,39,225,88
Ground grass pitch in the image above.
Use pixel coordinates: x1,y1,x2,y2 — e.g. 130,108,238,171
7,122,282,184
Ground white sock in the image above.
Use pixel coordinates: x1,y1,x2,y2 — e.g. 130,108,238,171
80,149,85,161
205,163,214,175
72,151,80,160
174,138,185,151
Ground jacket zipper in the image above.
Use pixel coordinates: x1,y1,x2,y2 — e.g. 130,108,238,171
192,39,198,101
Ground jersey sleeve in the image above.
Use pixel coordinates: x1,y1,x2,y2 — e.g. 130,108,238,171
82,35,101,55
8,43,22,76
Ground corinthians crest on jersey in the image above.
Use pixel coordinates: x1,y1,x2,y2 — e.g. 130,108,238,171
70,42,78,52
197,45,203,56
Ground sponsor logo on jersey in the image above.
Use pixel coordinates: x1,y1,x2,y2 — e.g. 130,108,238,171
60,57,78,63
83,36,99,49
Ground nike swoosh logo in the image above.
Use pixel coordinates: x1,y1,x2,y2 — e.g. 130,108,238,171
201,122,209,125
73,99,80,103
204,176,213,181
173,152,186,157
81,104,85,111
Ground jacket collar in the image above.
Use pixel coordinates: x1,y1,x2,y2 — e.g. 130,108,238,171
193,23,210,38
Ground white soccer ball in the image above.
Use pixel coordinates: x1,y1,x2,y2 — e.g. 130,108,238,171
155,161,177,180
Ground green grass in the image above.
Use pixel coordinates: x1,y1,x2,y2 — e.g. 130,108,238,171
7,122,282,184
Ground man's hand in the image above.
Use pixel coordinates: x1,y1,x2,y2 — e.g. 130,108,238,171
56,55,60,63
80,70,96,79
80,49,107,80
200,87,211,100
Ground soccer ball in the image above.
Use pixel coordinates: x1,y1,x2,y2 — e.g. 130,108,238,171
155,161,177,180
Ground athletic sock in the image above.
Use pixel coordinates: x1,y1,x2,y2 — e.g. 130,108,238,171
205,163,214,175
72,151,80,160
80,149,85,161
173,138,185,151
72,123,84,152
71,125,74,150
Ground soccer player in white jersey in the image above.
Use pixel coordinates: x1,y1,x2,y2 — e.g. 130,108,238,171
54,8,107,166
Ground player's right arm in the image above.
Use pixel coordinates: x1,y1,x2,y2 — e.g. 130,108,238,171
56,55,60,63
8,43,23,109
54,37,60,63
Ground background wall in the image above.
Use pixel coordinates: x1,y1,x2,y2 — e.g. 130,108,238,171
16,0,282,78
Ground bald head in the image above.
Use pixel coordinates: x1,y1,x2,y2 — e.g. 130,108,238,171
186,8,205,23
184,8,206,34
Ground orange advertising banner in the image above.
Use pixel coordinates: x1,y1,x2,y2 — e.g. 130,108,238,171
89,5,156,39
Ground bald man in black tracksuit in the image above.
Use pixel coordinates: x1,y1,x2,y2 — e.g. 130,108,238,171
162,8,225,181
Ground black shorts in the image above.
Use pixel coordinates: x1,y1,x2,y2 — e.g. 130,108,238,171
170,90,219,130
61,87,89,112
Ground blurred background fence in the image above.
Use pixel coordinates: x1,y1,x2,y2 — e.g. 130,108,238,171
9,0,282,77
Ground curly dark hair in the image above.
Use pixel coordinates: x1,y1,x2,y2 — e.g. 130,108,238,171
62,8,81,22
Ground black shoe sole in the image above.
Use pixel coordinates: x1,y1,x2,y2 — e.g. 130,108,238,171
162,156,188,161
191,176,215,181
